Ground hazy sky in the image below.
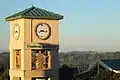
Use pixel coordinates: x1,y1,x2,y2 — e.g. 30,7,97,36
1,0,120,52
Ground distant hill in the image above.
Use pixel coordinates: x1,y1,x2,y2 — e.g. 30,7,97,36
0,52,9,67
0,51,120,68
59,51,120,67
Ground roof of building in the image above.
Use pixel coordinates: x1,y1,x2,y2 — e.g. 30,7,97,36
5,6,63,21
78,59,120,74
102,59,120,70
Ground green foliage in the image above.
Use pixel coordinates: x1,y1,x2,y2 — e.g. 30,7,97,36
93,69,120,80
0,65,9,80
112,73,120,80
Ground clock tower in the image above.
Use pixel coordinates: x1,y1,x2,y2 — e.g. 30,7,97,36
5,6,63,80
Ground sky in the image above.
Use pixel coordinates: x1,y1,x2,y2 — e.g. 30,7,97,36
1,0,120,52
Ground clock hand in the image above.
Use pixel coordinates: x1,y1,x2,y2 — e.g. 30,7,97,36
39,30,44,33
15,31,18,33
39,30,47,33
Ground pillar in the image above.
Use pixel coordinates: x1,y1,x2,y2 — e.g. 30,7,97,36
10,76,20,80
21,76,31,80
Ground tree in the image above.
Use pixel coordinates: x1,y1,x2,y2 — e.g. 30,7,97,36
112,73,120,80
0,65,9,80
93,69,120,80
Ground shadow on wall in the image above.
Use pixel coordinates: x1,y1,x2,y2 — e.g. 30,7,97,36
59,64,78,80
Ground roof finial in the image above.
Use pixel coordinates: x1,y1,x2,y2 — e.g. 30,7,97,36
32,5,35,8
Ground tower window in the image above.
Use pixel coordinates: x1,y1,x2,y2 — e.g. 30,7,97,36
32,50,50,70
14,50,21,69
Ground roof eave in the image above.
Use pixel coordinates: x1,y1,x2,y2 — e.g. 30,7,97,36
5,15,23,21
22,15,64,20
5,15,64,21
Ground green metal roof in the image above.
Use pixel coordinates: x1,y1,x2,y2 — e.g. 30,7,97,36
102,59,120,70
5,6,63,21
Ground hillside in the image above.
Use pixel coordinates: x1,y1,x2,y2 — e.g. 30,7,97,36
0,52,9,67
59,51,120,67
0,51,120,68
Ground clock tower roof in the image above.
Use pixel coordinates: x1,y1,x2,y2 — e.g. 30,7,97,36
5,6,64,21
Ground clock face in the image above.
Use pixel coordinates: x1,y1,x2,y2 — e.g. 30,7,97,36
13,24,20,40
35,23,51,40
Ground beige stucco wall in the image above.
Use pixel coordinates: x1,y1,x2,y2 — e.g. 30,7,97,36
9,18,59,49
24,19,32,45
9,18,59,80
9,18,25,49
21,49,31,70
